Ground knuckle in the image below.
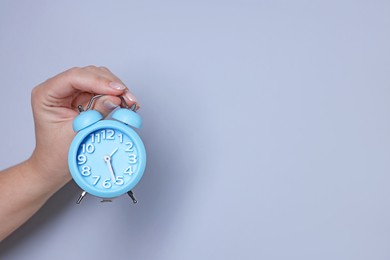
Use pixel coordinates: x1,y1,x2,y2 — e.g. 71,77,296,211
31,84,43,105
31,85,39,98
99,66,110,72
69,66,81,72
66,66,81,76
84,65,98,71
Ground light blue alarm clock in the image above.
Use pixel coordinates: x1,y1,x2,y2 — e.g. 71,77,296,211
68,95,146,204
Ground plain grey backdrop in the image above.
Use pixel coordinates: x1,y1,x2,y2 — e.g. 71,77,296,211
0,0,390,259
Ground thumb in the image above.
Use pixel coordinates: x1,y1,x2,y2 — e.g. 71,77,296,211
92,95,122,118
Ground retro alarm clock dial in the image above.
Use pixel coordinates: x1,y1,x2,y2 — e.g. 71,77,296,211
76,127,139,195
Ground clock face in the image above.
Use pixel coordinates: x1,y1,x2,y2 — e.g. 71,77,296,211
71,125,145,198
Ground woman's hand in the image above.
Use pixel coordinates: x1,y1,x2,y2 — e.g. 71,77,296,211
29,66,139,188
0,66,140,240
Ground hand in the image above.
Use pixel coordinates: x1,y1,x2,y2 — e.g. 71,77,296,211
29,66,139,189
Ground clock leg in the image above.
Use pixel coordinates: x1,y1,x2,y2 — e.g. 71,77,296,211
76,190,87,204
127,190,138,204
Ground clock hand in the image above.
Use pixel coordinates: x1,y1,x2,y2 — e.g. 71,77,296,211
105,148,119,182
109,147,118,157
104,155,116,182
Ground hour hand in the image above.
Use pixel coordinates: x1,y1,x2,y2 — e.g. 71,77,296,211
109,147,118,157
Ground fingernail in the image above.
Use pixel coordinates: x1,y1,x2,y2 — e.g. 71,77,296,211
109,82,127,90
103,99,119,110
124,89,138,103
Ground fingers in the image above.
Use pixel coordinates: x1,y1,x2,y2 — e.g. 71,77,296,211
34,66,140,111
88,66,125,87
40,66,127,99
123,89,140,110
85,66,140,109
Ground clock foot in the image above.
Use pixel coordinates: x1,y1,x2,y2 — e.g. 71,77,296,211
127,190,138,204
76,191,87,204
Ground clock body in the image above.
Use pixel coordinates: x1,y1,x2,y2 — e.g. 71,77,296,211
68,119,146,199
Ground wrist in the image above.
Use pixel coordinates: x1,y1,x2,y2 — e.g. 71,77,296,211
26,151,72,194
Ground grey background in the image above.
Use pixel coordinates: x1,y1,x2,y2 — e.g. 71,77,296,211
0,0,390,259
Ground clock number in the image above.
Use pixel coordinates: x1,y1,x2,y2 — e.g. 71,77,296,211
102,178,112,189
82,143,95,153
125,141,134,152
128,154,137,164
91,132,110,143
92,175,100,185
93,130,116,143
106,130,115,140
81,166,91,176
124,166,134,175
118,133,123,143
77,154,87,165
95,133,101,143
115,176,124,185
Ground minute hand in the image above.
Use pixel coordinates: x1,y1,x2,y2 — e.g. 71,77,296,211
104,156,116,182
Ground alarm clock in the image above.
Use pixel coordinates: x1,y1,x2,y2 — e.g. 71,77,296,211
68,95,146,204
